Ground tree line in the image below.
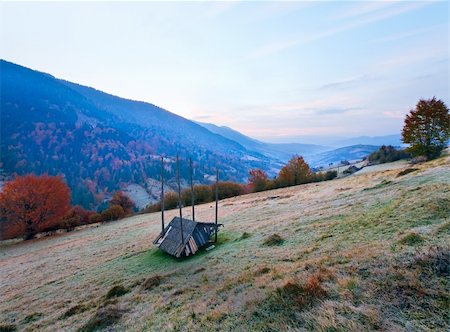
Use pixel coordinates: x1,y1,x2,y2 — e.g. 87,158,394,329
144,155,338,213
0,175,135,240
1,97,448,241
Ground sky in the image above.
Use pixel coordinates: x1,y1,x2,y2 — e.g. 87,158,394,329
0,1,448,143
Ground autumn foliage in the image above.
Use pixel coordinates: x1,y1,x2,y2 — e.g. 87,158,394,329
248,169,269,192
402,97,450,159
276,156,313,187
109,191,135,215
61,206,96,231
0,175,71,239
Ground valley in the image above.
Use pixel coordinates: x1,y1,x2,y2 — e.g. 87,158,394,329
1,155,448,331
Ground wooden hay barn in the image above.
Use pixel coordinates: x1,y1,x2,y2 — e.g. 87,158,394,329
153,155,222,258
153,217,222,258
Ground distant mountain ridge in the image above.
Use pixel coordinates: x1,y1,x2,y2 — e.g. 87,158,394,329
196,122,331,162
304,145,380,167
1,59,392,210
333,135,403,148
0,60,277,208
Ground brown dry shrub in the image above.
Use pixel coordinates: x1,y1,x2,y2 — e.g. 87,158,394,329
141,275,163,290
78,304,125,332
105,284,129,299
88,213,102,224
275,274,327,310
100,205,125,222
61,206,95,231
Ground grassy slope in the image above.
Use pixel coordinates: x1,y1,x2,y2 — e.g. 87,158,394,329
1,156,449,332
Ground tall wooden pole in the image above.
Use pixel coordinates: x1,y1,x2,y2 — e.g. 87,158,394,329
190,158,195,222
215,168,219,243
160,156,165,234
176,154,184,245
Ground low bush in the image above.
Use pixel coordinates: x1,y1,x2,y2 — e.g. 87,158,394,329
182,184,215,206
109,191,135,214
212,182,245,200
89,213,103,224
163,192,180,210
324,170,338,180
0,217,26,241
100,205,125,222
61,206,95,231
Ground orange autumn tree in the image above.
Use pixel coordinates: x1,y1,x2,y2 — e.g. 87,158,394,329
0,174,71,239
276,155,313,187
248,169,269,192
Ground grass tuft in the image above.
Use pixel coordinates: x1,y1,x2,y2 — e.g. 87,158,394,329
22,312,43,324
141,275,163,290
78,304,125,332
0,324,17,332
252,273,328,326
397,168,418,177
255,266,270,276
412,246,449,277
363,179,392,191
60,303,89,319
399,232,424,246
240,232,251,240
105,284,129,299
263,234,284,246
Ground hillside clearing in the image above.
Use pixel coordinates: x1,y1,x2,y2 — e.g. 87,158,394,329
1,155,449,331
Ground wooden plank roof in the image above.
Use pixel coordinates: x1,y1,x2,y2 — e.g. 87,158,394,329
153,217,221,257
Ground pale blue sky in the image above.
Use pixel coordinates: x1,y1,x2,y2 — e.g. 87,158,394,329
1,1,448,142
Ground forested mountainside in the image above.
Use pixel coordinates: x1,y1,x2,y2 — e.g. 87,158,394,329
0,60,277,209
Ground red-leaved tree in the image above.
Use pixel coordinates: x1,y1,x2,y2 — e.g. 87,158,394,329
402,97,450,159
248,169,269,192
0,174,71,239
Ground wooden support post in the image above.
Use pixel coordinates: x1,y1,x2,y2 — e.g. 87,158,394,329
160,156,165,234
176,154,184,245
215,168,219,243
190,158,195,222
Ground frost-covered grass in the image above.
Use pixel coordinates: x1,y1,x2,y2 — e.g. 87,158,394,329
1,154,449,331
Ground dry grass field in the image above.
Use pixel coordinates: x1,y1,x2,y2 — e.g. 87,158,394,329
1,155,449,331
